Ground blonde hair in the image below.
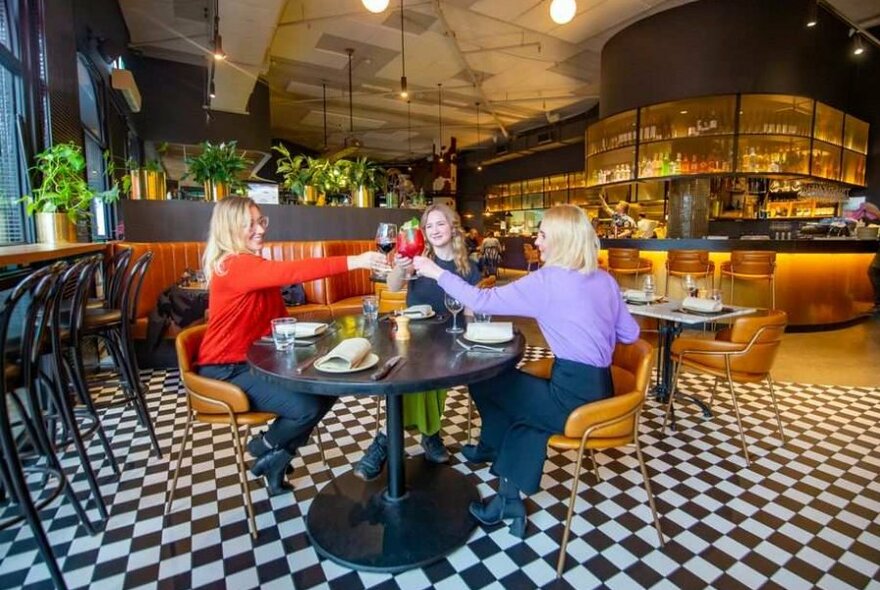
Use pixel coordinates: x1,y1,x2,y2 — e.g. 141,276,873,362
539,204,599,274
202,196,260,284
420,203,472,276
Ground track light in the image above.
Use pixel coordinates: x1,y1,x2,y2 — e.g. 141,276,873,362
362,0,389,13
805,0,818,28
209,80,216,98
400,75,408,98
852,32,865,56
549,0,577,25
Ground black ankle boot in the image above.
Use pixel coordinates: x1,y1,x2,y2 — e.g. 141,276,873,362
248,433,294,475
469,495,526,538
461,441,495,463
251,448,294,496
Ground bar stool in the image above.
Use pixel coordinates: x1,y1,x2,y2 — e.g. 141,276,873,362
720,251,776,308
665,250,715,296
607,248,653,289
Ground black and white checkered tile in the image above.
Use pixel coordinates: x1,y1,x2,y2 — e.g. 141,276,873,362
2,346,879,590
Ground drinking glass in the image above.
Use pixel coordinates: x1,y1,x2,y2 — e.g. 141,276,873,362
683,274,698,297
444,294,464,334
473,312,492,323
270,317,297,352
362,295,379,321
374,223,397,280
397,225,425,281
642,275,655,303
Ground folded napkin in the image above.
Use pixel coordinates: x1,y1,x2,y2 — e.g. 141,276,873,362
624,289,653,302
295,322,327,337
465,321,513,342
402,304,433,318
682,296,723,313
315,338,372,371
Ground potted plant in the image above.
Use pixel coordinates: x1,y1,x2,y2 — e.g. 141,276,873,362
21,142,108,244
343,157,385,207
131,142,167,200
273,144,316,204
183,140,251,201
309,158,350,204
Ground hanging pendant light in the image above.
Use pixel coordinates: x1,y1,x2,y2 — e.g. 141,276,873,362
475,101,483,172
399,0,408,98
407,99,413,171
549,0,577,25
362,0,390,13
437,83,444,163
212,0,226,60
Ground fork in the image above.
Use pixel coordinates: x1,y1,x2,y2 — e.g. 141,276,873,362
455,338,507,353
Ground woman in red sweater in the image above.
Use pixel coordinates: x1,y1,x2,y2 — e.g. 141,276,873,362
196,197,386,495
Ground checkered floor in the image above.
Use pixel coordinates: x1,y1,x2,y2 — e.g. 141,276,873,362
2,346,879,590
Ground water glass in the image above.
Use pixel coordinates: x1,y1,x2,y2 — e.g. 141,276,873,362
362,295,379,321
445,294,464,334
473,312,492,323
683,274,698,297
642,275,655,302
270,317,297,352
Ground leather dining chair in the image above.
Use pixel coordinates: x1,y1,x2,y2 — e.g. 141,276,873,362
665,249,715,295
719,250,776,308
519,340,665,577
663,310,788,465
607,248,653,289
523,243,541,272
166,324,278,539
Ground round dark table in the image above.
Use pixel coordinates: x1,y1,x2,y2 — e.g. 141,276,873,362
247,314,525,573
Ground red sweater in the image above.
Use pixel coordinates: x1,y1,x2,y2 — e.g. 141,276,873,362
197,253,349,365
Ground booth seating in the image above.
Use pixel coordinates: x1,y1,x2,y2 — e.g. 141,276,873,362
115,240,375,341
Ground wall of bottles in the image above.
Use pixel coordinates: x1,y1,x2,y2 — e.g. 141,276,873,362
585,94,869,188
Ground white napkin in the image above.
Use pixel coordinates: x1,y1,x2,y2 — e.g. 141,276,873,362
624,289,652,302
295,322,327,337
402,304,433,318
682,296,723,313
315,338,372,371
465,321,513,341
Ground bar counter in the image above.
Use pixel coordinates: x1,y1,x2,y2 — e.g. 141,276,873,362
0,242,108,267
500,236,877,329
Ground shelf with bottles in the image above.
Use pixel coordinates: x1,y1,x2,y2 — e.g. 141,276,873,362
640,95,736,143
638,137,734,179
587,110,637,156
736,136,810,175
810,140,842,181
587,146,635,187
738,94,814,138
764,198,839,219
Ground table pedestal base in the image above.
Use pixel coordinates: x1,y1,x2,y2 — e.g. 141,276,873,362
307,457,479,573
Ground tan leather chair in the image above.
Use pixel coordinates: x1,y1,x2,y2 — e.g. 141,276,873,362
607,248,653,288
520,341,665,577
165,325,276,538
523,243,540,272
665,249,715,295
720,251,776,308
663,310,787,465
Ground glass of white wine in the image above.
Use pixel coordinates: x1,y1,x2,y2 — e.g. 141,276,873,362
444,294,464,334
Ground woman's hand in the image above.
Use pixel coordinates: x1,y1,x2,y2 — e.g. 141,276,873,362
393,253,413,273
413,256,443,280
349,251,391,274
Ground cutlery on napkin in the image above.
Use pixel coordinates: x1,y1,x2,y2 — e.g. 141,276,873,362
370,355,404,380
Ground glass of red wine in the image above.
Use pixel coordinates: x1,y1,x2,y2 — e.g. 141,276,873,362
374,223,397,280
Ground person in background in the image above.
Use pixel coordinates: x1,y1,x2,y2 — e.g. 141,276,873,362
196,197,387,495
413,204,640,538
636,211,658,239
353,204,482,480
479,231,503,277
599,192,635,238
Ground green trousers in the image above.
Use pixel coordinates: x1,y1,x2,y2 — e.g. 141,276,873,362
401,388,448,436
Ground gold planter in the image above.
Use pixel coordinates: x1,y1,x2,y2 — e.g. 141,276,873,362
303,185,321,205
204,180,230,202
35,212,78,244
130,170,167,200
352,186,374,208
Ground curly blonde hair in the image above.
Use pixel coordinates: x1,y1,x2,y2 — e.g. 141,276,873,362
420,203,472,276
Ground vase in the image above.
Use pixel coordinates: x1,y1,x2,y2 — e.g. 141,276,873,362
131,170,167,200
35,212,77,244
352,186,374,208
303,185,320,205
204,180,230,202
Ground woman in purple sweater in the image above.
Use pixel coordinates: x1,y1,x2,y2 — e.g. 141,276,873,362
414,204,639,538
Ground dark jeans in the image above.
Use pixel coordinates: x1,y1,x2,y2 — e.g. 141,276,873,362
469,358,613,495
197,363,336,454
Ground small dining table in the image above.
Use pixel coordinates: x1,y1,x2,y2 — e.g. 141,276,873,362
247,314,525,573
626,299,756,419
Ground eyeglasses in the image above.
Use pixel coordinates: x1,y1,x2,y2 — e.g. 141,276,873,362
249,216,269,231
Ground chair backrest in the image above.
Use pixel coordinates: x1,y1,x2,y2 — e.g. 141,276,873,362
376,282,407,313
666,249,711,273
2,266,57,385
106,247,133,308
176,324,251,415
608,248,642,270
523,243,539,263
562,339,652,441
120,251,154,326
57,257,102,343
729,250,775,275
723,309,787,375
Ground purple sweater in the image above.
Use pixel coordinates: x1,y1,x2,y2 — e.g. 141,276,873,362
438,266,639,367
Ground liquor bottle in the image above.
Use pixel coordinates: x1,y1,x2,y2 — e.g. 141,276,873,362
673,153,682,175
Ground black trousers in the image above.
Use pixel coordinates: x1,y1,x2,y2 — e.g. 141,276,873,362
197,363,336,454
469,358,613,495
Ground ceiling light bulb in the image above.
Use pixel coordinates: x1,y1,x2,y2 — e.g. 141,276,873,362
852,34,865,56
400,75,408,99
806,18,817,27
362,0,390,13
213,34,226,60
550,0,577,25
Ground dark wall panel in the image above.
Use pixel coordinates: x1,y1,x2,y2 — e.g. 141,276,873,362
43,0,80,146
129,57,271,151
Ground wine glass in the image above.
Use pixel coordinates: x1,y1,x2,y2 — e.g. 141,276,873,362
397,225,425,281
642,275,655,303
374,223,397,280
683,274,697,298
444,294,464,334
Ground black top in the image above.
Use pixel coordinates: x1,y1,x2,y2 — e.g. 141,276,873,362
247,315,525,396
406,257,481,313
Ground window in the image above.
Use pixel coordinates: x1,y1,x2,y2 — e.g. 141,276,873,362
0,0,26,245
77,55,111,239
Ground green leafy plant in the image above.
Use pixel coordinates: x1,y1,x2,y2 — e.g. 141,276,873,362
22,142,98,223
183,141,251,189
308,157,349,196
273,144,312,197
341,157,385,192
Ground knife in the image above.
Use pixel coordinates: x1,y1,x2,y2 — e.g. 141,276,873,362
370,355,403,381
